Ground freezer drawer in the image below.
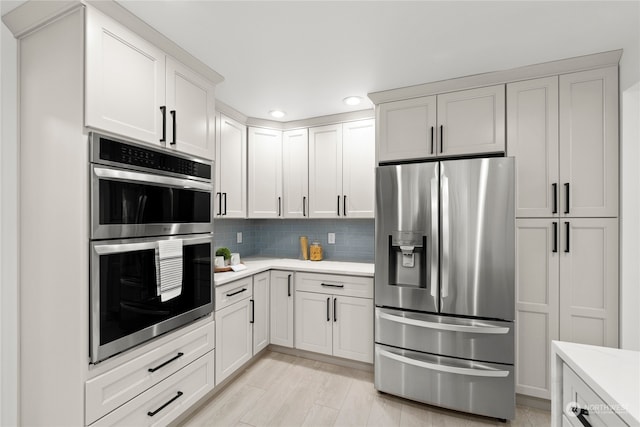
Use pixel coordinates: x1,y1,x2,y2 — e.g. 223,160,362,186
375,344,515,420
375,307,514,364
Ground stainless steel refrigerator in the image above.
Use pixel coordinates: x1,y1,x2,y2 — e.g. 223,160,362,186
374,157,515,421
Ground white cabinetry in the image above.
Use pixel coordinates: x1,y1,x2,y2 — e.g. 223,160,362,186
270,271,294,347
252,272,270,354
282,129,309,218
248,127,283,218
308,119,375,218
294,273,373,363
216,113,247,218
508,67,619,399
86,8,216,159
376,85,505,163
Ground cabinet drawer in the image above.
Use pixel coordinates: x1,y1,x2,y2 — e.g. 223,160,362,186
85,320,214,425
296,272,373,299
91,351,214,426
562,364,627,426
215,277,253,310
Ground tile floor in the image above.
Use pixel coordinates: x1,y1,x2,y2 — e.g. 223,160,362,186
179,350,551,427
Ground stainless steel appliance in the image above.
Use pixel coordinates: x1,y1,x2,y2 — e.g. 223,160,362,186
374,158,515,420
89,133,214,363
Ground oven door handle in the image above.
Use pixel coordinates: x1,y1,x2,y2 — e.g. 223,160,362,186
378,349,510,378
93,235,212,255
93,166,212,191
378,311,510,334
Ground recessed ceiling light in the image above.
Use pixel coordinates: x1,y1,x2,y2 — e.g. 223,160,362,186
269,110,286,119
343,96,362,106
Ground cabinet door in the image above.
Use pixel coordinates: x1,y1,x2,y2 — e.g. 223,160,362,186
165,57,215,159
215,298,252,385
515,219,560,399
294,291,332,355
308,124,343,218
248,127,283,218
332,296,373,363
559,218,618,348
507,77,560,218
216,114,247,218
270,271,294,347
85,8,165,145
252,272,270,354
282,129,309,218
559,67,618,218
376,96,437,162
342,119,375,218
437,85,505,157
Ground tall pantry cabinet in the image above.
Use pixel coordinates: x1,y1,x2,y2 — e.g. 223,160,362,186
507,66,619,399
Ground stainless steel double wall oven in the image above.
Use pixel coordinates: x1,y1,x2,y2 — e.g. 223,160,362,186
89,132,214,363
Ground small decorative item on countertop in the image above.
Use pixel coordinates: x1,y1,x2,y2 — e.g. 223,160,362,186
230,253,241,265
214,247,238,272
310,241,323,261
300,236,309,260
215,247,231,264
214,256,225,268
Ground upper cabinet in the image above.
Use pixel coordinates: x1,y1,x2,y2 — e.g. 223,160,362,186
507,67,618,218
376,85,505,163
282,129,309,218
85,8,216,160
309,119,375,218
248,127,283,218
216,114,247,218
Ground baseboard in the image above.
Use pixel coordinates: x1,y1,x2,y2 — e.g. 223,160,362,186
268,344,374,372
516,393,551,411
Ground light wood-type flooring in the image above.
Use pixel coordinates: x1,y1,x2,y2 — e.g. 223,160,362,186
179,350,551,427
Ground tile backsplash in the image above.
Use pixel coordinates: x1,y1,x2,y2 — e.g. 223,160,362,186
214,218,374,262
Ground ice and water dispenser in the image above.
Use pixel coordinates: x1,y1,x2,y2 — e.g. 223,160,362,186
387,231,427,289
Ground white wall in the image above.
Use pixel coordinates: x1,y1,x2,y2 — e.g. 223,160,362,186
0,21,18,427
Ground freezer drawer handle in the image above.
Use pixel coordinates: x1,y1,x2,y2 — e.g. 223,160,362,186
379,311,510,334
147,391,183,417
379,349,509,378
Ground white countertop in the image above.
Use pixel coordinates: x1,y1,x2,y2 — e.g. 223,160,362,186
214,257,374,286
551,341,640,425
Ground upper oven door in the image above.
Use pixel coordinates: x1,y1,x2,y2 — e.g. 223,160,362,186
91,165,213,240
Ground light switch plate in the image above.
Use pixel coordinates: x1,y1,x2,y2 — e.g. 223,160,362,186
237,232,242,244
328,233,335,244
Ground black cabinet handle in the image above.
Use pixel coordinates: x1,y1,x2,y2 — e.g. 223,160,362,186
147,391,183,417
170,110,176,145
160,106,167,143
337,195,340,216
226,288,247,297
250,299,255,324
216,192,222,216
564,222,570,253
287,274,292,297
333,297,337,322
552,222,558,253
343,195,347,216
321,283,344,288
278,196,281,217
552,183,558,214
571,407,592,427
440,125,444,153
326,297,330,321
430,126,434,154
564,183,570,214
223,193,227,216
148,352,184,373
303,196,306,217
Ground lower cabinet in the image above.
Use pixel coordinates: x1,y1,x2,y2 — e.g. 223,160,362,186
252,271,270,353
269,270,294,347
294,272,373,363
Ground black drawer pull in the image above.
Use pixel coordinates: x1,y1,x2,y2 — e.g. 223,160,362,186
160,106,166,143
170,110,177,145
552,183,558,214
564,183,570,214
440,125,444,153
147,391,183,417
333,297,337,322
148,352,184,373
226,288,247,297
303,196,306,217
430,126,434,154
337,195,340,216
552,222,558,253
216,192,222,216
326,297,330,321
571,407,592,427
250,299,255,324
564,222,570,253
321,283,344,288
287,274,292,297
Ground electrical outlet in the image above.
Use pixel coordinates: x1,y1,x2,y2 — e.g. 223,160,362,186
237,232,243,244
328,232,335,244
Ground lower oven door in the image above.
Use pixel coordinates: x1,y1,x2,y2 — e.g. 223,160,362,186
375,307,514,364
90,234,213,363
374,344,515,420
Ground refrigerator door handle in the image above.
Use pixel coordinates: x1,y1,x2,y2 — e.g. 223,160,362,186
441,173,450,299
378,349,509,378
430,176,439,297
378,311,510,334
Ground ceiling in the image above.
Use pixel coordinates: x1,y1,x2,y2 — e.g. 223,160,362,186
3,1,639,121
